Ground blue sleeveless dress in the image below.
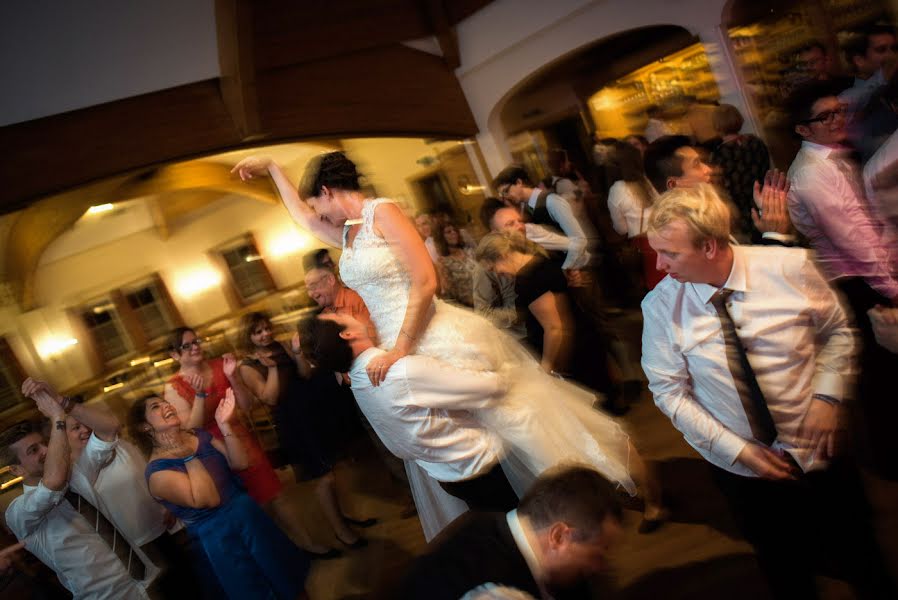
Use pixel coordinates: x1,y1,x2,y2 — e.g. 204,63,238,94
145,429,307,599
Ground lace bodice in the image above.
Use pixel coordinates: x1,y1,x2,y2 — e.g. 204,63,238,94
339,199,520,372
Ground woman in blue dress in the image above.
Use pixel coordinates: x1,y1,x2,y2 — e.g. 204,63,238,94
129,389,309,600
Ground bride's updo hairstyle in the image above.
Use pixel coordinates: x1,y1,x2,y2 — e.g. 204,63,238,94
298,151,363,200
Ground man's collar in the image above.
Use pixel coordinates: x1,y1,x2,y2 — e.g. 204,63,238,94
332,285,348,308
349,346,383,375
527,187,541,208
693,245,746,304
506,510,545,586
800,140,840,158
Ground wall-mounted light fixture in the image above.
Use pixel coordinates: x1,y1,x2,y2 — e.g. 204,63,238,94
38,337,78,359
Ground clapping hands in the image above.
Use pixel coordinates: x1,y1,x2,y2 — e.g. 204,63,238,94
183,373,205,396
752,169,792,235
222,353,238,379
215,389,238,427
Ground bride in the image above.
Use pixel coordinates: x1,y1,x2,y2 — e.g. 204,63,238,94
232,152,665,527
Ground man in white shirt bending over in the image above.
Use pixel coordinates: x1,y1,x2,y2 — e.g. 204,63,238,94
641,183,892,599
1,390,149,600
297,312,519,518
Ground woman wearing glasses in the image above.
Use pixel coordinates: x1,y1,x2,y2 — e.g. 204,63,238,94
163,328,284,513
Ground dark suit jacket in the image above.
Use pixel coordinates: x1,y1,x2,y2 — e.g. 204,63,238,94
395,512,540,600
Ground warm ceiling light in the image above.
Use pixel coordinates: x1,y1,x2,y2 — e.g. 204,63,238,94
174,268,222,298
38,337,78,358
129,356,150,366
153,358,174,368
86,203,114,214
103,382,124,393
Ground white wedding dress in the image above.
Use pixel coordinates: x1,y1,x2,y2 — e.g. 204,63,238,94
340,199,635,538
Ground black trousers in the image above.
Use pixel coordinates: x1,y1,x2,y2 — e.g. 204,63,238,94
711,459,894,599
439,463,519,513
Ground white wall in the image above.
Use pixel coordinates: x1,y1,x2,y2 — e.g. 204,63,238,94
0,0,219,126
454,0,735,174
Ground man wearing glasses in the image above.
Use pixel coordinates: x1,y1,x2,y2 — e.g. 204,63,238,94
303,264,377,344
787,80,898,485
491,165,594,284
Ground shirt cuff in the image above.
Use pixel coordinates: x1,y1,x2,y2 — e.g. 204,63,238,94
761,232,796,243
813,371,843,402
715,430,749,466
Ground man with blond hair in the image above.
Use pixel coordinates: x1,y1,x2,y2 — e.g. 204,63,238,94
641,183,892,598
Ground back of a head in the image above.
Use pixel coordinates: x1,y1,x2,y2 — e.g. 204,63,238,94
302,248,334,273
609,140,646,183
475,231,544,268
647,183,731,247
712,104,745,136
786,80,843,129
0,420,39,467
643,135,693,194
518,465,622,538
493,165,531,190
298,151,363,200
480,197,506,230
297,316,354,373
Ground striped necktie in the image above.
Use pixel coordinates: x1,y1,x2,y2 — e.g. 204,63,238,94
710,288,778,445
66,489,146,580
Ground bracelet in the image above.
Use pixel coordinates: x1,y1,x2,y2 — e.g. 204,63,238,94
182,454,197,463
400,329,416,342
812,393,840,406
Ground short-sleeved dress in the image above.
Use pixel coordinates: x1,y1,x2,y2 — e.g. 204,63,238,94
145,429,307,600
241,342,349,480
514,255,612,393
168,357,281,504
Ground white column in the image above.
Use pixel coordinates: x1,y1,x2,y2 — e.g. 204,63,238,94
695,24,765,137
475,128,512,179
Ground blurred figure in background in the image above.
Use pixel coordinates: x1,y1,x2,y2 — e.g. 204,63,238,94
709,104,772,242
239,312,369,554
433,222,477,307
606,140,663,290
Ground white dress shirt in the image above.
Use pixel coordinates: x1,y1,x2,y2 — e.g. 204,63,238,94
839,69,886,116
641,245,854,476
526,189,593,270
607,180,654,238
524,223,570,252
349,347,504,482
5,481,149,600
71,435,168,547
864,128,898,225
787,140,898,299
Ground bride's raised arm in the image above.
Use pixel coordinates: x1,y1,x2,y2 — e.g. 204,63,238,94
232,157,343,248
365,202,438,385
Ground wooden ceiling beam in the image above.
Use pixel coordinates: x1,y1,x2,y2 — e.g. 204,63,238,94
215,0,262,141
420,0,460,70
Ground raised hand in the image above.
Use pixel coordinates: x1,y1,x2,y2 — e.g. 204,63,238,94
21,378,63,404
215,388,238,427
752,169,792,235
231,157,272,182
222,353,238,379
291,332,302,355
